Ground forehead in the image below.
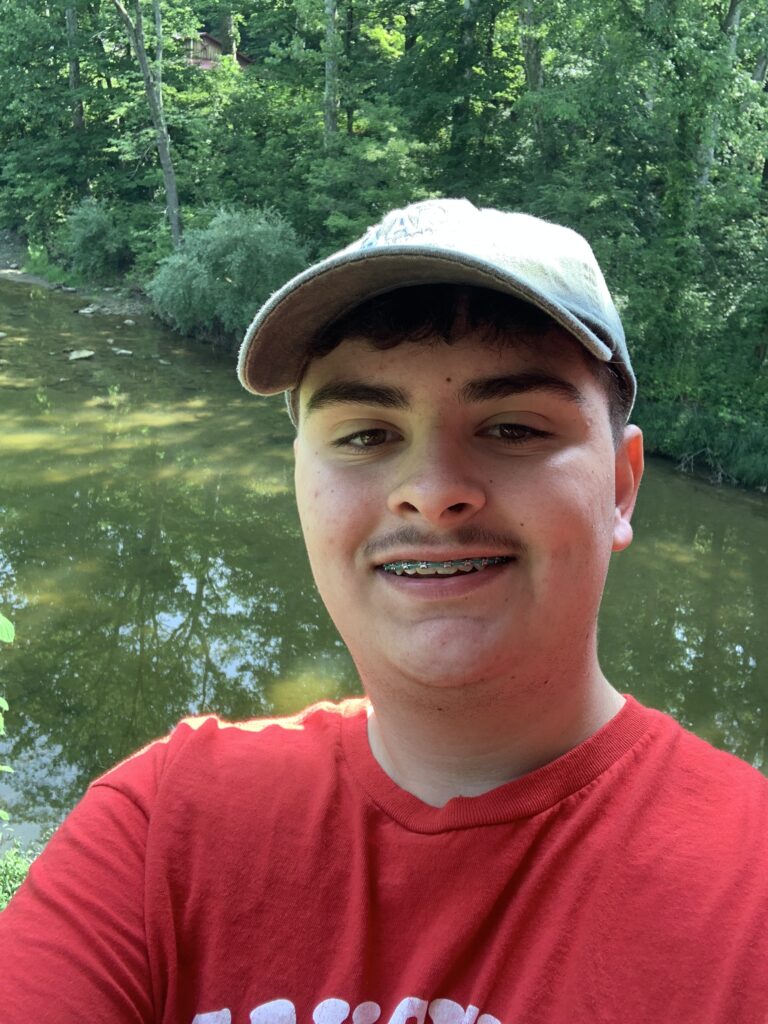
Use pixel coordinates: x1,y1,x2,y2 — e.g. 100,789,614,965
299,326,598,398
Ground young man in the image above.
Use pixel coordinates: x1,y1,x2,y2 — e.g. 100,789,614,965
2,199,767,1021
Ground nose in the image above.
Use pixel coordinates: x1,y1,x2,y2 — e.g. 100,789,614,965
386,436,487,527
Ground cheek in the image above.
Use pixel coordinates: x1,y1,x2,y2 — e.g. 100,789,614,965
294,457,325,537
531,464,616,557
295,461,368,557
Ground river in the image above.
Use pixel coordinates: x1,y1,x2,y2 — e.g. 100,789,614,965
0,278,765,846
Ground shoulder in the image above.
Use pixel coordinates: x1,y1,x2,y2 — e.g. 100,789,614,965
621,702,768,864
91,698,369,815
670,716,768,820
642,703,766,796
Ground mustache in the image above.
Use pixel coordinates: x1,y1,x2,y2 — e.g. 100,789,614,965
363,525,525,559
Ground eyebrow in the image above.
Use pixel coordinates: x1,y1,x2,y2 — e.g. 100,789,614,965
305,380,409,416
304,371,584,416
459,373,585,405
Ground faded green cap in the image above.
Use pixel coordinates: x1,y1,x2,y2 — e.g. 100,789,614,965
237,198,635,413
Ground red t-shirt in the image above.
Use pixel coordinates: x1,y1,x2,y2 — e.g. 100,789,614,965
2,696,767,1023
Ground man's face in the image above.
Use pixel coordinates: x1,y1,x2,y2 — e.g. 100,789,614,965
293,328,642,697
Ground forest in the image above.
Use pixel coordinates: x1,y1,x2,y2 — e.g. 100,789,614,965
0,0,766,486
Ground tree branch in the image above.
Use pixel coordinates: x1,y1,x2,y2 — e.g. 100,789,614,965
110,0,139,53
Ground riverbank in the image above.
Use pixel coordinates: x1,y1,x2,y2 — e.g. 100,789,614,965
0,230,149,319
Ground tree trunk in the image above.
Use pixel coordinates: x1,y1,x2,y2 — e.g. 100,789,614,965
519,0,550,167
323,0,339,146
64,6,85,132
519,0,543,89
752,36,767,189
343,1,356,135
450,0,480,157
219,10,238,58
404,6,416,53
152,0,163,91
696,0,742,194
111,0,183,247
485,0,498,58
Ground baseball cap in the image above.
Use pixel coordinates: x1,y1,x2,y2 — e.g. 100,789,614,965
237,198,635,410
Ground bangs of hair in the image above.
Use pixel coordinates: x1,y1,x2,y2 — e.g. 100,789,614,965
310,284,556,358
292,284,632,443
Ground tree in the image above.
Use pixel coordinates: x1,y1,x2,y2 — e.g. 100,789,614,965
110,0,184,246
64,6,86,132
323,0,340,144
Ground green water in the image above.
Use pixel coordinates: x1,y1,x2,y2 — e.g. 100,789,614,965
0,279,765,841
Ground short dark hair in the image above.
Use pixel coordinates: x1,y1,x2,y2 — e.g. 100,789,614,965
293,284,632,443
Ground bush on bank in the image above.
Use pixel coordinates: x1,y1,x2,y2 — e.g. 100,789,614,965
636,400,768,491
146,207,307,347
57,199,134,283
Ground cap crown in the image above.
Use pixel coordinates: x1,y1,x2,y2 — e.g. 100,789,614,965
237,198,634,412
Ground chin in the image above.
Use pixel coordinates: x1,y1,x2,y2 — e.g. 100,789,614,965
351,632,516,697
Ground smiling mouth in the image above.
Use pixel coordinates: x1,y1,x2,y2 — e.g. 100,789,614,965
379,556,514,577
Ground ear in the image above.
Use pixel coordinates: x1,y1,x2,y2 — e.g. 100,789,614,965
612,425,644,552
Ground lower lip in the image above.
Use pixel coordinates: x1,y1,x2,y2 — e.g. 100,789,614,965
374,560,515,598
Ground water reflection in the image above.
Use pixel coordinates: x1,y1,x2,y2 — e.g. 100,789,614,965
0,280,765,839
601,463,766,767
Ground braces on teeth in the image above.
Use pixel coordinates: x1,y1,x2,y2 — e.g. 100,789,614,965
381,556,509,576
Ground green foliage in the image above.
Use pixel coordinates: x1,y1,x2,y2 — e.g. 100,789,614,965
22,245,76,287
0,844,32,910
297,112,433,254
0,0,763,483
636,399,768,490
0,614,13,645
1,612,14,822
147,207,307,345
57,200,133,283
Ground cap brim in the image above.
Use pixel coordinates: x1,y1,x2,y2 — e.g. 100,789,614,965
237,246,617,396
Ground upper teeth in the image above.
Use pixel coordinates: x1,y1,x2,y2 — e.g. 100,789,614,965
381,556,510,576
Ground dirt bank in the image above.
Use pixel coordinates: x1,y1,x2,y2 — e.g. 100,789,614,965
0,229,149,318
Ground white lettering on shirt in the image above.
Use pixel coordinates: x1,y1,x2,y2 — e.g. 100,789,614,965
198,997,502,1024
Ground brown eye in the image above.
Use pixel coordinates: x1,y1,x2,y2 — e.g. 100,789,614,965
334,428,396,449
487,423,546,442
353,430,388,447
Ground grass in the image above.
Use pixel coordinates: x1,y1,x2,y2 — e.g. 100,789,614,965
22,244,79,287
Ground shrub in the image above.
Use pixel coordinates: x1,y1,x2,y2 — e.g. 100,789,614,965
58,199,133,283
147,207,308,347
0,844,32,910
636,398,768,490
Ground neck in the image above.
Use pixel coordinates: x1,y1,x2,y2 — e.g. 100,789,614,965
364,666,625,808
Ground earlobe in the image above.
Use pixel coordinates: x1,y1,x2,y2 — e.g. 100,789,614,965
612,425,644,552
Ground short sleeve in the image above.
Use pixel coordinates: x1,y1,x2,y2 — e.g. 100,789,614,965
0,780,155,1022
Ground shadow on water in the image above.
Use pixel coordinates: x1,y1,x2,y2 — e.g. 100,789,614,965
0,280,765,840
